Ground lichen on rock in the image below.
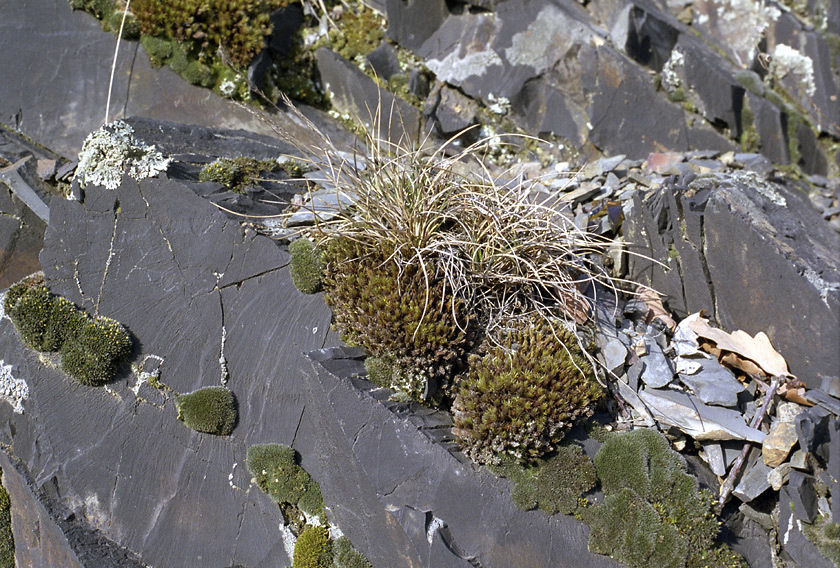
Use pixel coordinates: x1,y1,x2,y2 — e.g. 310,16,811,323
75,120,171,190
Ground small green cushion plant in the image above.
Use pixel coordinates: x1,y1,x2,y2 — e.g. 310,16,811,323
246,443,323,516
330,537,372,568
293,525,331,568
198,156,276,193
60,317,132,386
5,284,86,352
289,238,324,294
0,474,14,568
585,429,746,568
453,318,601,464
175,386,237,435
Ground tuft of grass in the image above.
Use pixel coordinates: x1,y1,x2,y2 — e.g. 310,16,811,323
289,238,324,294
804,515,840,566
175,386,237,435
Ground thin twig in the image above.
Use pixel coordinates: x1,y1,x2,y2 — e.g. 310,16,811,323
717,374,784,512
105,0,131,125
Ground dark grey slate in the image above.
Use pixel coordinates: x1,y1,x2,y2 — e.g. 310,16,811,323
796,406,832,460
386,0,450,51
778,486,835,568
434,86,479,135
0,0,315,159
746,93,790,165
732,458,771,503
303,349,623,568
787,470,819,523
679,357,745,407
639,338,673,388
316,48,422,144
365,41,402,81
621,5,679,72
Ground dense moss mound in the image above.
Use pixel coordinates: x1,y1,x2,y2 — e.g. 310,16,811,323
175,386,237,435
585,429,746,568
246,443,323,516
293,525,331,568
289,238,324,294
494,444,597,515
453,318,600,464
330,537,372,568
6,277,132,386
60,317,132,386
322,238,471,401
0,474,14,568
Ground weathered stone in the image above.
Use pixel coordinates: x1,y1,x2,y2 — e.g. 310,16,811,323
778,485,835,568
767,462,792,491
678,357,745,407
701,440,744,476
611,4,678,71
819,375,840,398
776,401,804,424
830,417,840,523
638,387,765,442
639,337,674,388
745,93,789,165
316,48,422,144
789,449,809,471
805,389,840,416
646,152,684,174
795,405,832,460
732,457,771,503
601,337,629,375
763,420,799,468
434,86,479,134
386,0,450,51
788,470,819,523
365,41,402,81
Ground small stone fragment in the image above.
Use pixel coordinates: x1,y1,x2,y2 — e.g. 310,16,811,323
602,338,628,375
762,421,799,468
639,339,673,388
787,470,818,523
678,357,744,407
789,449,809,471
733,459,771,502
768,462,792,491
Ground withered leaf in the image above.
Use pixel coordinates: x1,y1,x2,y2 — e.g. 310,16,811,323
688,315,791,378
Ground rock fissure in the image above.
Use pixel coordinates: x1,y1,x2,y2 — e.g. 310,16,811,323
94,201,120,317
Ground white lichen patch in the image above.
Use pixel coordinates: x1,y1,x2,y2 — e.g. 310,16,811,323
75,120,172,190
0,359,29,414
426,515,446,545
661,49,685,92
426,49,504,84
696,0,780,66
279,522,297,560
504,5,586,72
486,93,511,115
130,354,165,394
770,43,816,97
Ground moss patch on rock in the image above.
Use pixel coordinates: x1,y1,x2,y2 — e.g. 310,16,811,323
0,473,14,568
585,429,745,568
175,386,237,435
804,514,840,566
453,318,600,464
289,238,324,294
246,443,323,517
293,525,331,568
199,156,277,193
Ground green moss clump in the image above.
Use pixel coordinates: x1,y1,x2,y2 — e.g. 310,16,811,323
363,356,393,389
331,537,372,568
60,316,132,386
584,487,687,568
293,525,331,568
804,515,840,566
493,444,597,515
0,474,14,568
587,429,746,568
452,318,600,464
132,0,286,68
105,10,141,40
175,386,237,435
140,35,174,67
69,0,116,21
182,60,214,87
246,443,323,516
322,238,471,402
289,238,324,294
327,7,384,64
5,283,86,352
199,157,277,193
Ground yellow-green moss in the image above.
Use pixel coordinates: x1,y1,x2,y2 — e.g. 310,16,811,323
246,443,323,517
804,514,840,566
293,526,331,568
60,316,132,386
0,473,13,568
288,238,324,294
175,386,237,435
199,157,277,192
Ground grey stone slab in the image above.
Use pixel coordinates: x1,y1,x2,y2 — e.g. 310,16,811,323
778,485,835,568
316,48,422,145
639,387,765,442
386,0,450,51
0,0,316,159
304,350,622,568
679,357,744,407
732,458,771,503
639,338,674,388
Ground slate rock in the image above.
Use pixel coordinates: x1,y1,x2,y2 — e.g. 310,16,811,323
639,337,674,388
745,93,790,165
732,457,771,503
601,337,628,375
611,4,678,71
365,40,402,81
638,387,765,442
316,48,422,144
434,86,479,135
304,350,623,568
678,357,745,407
778,485,835,568
788,470,819,523
386,0,450,51
701,440,744,476
0,0,307,158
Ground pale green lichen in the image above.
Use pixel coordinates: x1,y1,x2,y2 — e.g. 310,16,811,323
75,121,171,190
770,43,816,98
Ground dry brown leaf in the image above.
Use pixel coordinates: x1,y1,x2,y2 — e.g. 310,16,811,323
637,286,677,330
720,352,765,379
688,315,791,377
778,380,813,406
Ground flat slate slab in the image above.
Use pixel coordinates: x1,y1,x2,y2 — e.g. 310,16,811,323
2,171,336,567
